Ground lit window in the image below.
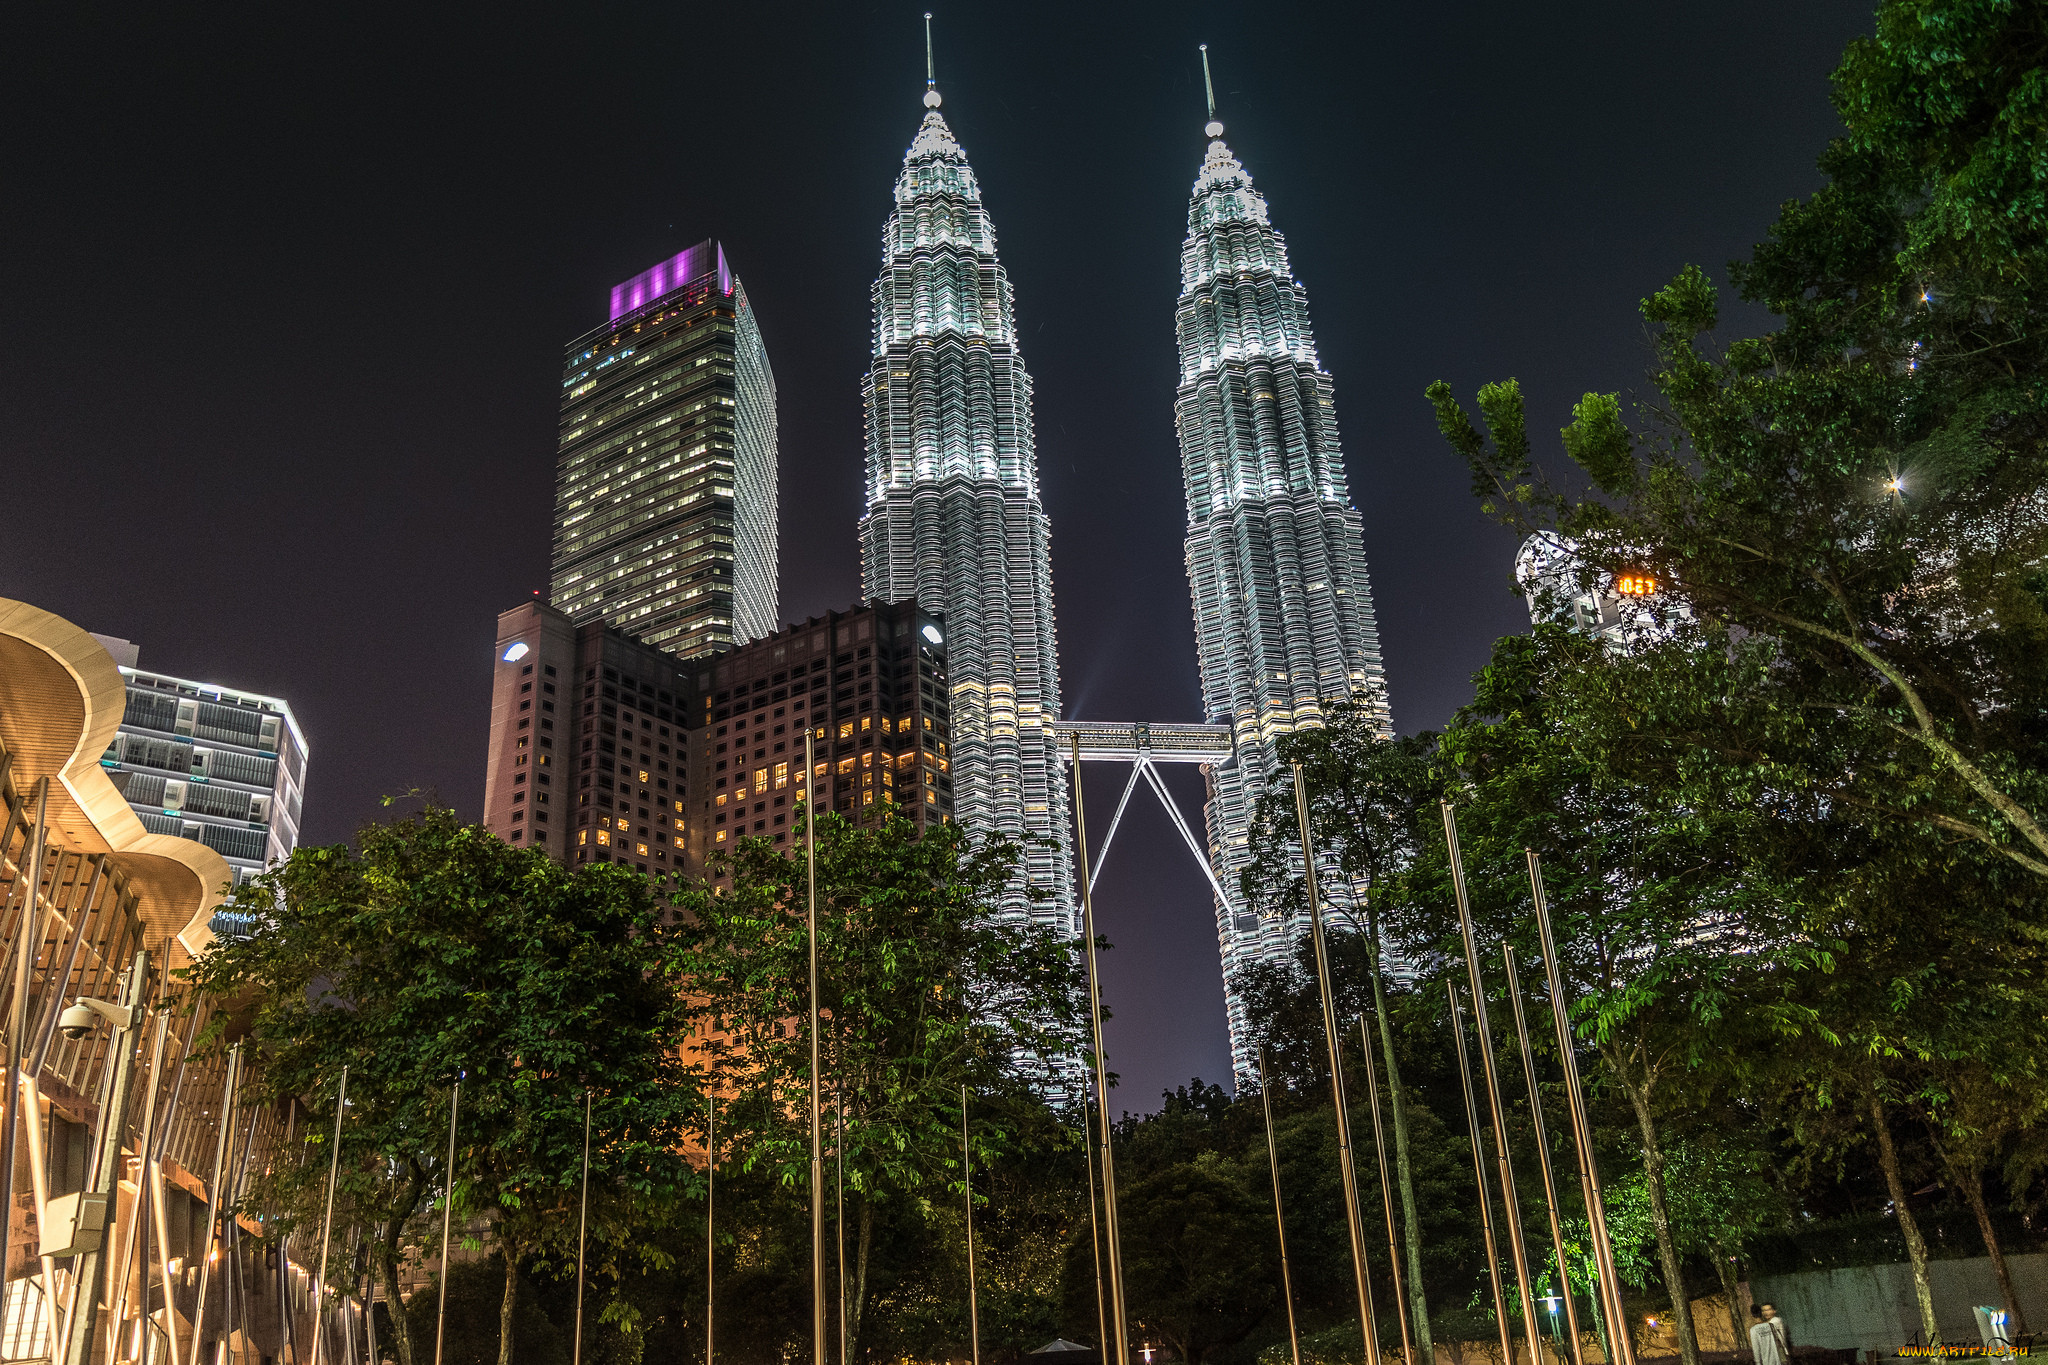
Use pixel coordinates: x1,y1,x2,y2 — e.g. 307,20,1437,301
861,717,872,732
862,752,873,769
773,762,788,788
638,769,651,783
838,722,853,741
926,791,936,804
578,830,588,845
863,791,874,805
924,717,933,730
716,794,727,807
754,767,768,789
673,818,685,831
898,717,911,733
596,830,611,846
637,843,650,857
716,829,727,842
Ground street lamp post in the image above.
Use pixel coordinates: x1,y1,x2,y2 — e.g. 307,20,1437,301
52,948,151,1365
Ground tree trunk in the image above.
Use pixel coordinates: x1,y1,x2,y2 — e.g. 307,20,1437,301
851,1197,873,1362
1370,929,1433,1365
378,1230,414,1365
1709,1242,1741,1356
377,1165,424,1365
1615,1057,1700,1365
1957,1164,2025,1335
1868,1092,1939,1344
500,1241,520,1365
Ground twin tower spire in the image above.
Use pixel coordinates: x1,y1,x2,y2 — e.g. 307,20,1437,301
858,34,1387,1083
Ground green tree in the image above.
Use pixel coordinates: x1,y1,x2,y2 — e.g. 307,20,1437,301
1118,1152,1279,1365
1239,709,1443,1363
671,808,1090,1361
1426,0,2048,877
193,806,700,1365
1393,625,1811,1365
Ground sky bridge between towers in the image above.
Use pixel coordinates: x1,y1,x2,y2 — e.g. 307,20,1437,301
1051,720,1236,915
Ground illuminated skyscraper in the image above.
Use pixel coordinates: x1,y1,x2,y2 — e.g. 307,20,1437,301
1175,102,1390,1079
858,84,1076,937
552,241,777,658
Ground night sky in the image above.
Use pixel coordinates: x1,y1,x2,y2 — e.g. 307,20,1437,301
7,0,1872,1110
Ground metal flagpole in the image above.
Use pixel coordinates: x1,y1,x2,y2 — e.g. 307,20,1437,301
1083,1115,1108,1360
1359,1017,1415,1365
1526,852,1634,1365
805,728,826,1365
1442,805,1541,1365
1293,763,1380,1365
310,1065,348,1365
1257,1050,1301,1365
434,1077,459,1365
961,1085,979,1365
574,1088,592,1365
191,1044,244,1364
1450,984,1515,1365
836,1085,847,1365
706,1096,715,1365
1070,734,1129,1365
1504,945,1586,1365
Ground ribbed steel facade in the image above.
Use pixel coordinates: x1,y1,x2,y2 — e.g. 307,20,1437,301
858,107,1076,938
1174,134,1389,1083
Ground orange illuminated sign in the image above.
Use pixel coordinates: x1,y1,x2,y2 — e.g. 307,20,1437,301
1615,573,1659,596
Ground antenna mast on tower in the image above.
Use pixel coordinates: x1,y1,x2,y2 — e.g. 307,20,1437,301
1199,45,1223,136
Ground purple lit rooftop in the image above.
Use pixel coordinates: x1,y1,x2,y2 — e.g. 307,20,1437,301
609,241,732,322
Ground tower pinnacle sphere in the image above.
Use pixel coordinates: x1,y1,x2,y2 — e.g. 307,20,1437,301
924,88,942,108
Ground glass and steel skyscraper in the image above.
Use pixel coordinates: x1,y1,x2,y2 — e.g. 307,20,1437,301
858,85,1076,937
1175,106,1390,1079
552,240,777,658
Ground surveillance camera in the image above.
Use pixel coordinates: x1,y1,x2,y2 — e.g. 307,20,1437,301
58,1002,96,1041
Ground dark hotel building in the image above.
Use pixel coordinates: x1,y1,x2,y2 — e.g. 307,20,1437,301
483,597,953,880
550,240,778,660
689,599,953,888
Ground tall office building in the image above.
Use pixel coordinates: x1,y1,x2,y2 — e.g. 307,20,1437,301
551,241,778,658
91,636,308,931
1173,120,1390,1079
857,88,1075,935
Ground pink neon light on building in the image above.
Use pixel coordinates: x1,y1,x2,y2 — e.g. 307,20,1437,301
609,241,733,322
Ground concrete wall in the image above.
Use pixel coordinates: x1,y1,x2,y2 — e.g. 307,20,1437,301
1749,1253,2048,1354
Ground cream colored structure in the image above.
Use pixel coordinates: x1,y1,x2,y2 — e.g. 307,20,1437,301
0,600,342,1364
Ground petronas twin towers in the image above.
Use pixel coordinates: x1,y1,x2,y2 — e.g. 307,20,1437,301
861,65,1386,1082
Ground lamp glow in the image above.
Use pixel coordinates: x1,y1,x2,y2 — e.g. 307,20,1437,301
921,623,944,645
502,642,530,663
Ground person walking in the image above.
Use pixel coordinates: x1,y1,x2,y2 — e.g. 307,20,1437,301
1749,1303,1790,1365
